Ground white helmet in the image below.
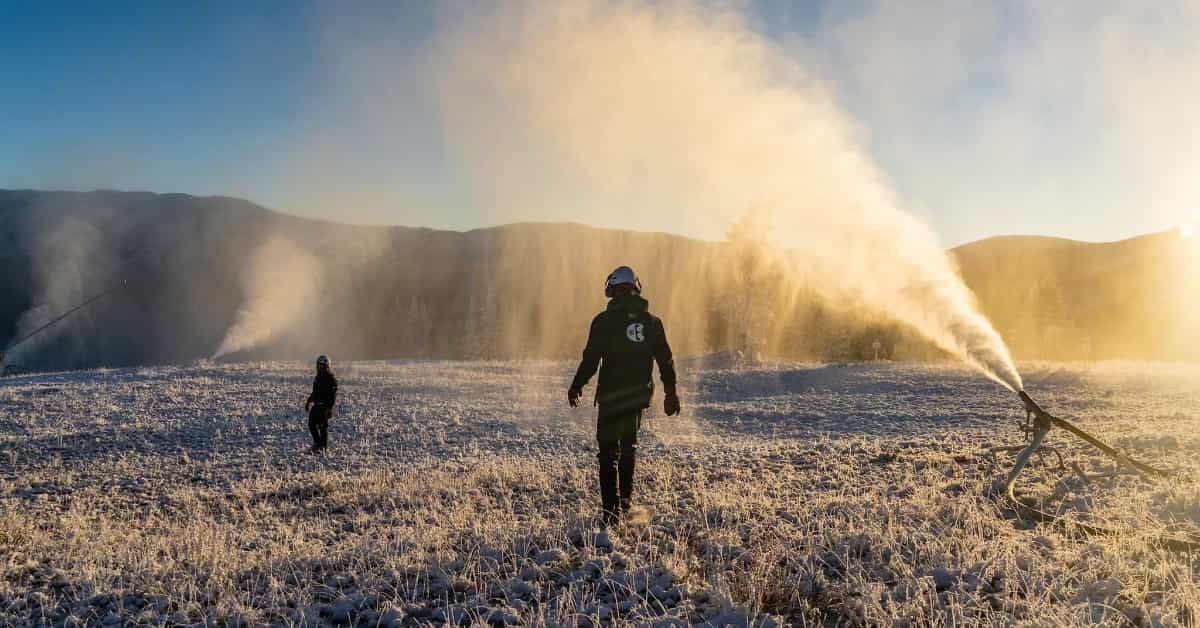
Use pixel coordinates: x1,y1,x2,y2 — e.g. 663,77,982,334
605,266,642,297
316,355,330,368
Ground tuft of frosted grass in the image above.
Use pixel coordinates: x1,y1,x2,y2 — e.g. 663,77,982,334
0,360,1198,625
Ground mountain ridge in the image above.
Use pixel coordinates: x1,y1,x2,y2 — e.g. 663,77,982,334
2,189,1194,370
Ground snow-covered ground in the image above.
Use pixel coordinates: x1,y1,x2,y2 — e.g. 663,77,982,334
1,359,1198,626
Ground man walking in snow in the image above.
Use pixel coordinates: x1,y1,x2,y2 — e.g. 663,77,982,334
569,266,680,525
305,355,339,453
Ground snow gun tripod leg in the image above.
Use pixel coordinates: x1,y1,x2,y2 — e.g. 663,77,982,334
1000,391,1200,553
1002,409,1051,499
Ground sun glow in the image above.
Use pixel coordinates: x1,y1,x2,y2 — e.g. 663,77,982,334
1181,222,1196,240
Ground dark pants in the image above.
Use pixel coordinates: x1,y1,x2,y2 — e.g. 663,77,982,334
596,409,641,521
308,405,330,450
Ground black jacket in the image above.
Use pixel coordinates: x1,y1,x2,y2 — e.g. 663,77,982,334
307,371,339,418
571,294,677,415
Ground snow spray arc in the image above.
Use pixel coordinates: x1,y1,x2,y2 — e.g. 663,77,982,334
212,236,324,359
416,0,1023,391
1,279,128,374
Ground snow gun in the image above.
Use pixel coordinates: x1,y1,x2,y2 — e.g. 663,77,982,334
0,279,128,376
991,390,1198,552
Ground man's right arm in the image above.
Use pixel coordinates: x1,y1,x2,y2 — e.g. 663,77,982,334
569,316,604,403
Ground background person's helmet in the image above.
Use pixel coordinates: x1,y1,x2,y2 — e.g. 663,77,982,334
316,355,330,368
605,266,642,298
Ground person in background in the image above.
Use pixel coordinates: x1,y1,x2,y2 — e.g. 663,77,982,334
305,355,338,453
569,266,680,525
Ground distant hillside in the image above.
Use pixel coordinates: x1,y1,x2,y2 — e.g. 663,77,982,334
951,232,1199,360
1,189,1194,370
3,189,867,371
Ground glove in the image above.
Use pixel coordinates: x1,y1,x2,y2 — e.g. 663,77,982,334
664,391,681,416
568,387,583,408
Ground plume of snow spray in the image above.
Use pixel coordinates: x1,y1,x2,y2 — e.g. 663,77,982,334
418,1,1022,390
290,1,1023,389
212,236,323,359
5,216,115,369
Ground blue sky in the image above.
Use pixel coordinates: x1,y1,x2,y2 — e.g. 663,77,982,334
2,1,1197,245
3,3,303,188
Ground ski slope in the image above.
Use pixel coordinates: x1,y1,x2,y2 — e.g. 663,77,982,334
1,359,1198,626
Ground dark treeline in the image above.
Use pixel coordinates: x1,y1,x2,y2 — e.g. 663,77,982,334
1,190,1193,372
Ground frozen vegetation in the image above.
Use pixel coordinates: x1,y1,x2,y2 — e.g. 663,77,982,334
1,359,1198,626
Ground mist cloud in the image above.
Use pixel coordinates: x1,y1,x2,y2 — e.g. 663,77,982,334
3,209,120,368
427,2,1022,388
212,235,323,359
286,0,1019,388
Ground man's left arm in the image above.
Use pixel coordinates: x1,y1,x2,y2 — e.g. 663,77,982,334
654,318,680,415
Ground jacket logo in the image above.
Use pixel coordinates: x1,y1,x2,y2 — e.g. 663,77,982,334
626,323,645,342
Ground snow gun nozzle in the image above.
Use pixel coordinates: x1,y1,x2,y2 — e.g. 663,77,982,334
1018,390,1049,420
